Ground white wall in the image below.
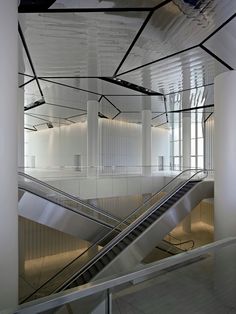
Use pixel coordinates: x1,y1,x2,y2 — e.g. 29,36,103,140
152,127,170,169
25,118,170,170
25,121,87,169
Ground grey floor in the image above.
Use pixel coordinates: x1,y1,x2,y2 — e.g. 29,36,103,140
112,252,236,314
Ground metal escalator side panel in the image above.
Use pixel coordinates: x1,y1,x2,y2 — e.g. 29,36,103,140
90,180,214,281
19,190,112,243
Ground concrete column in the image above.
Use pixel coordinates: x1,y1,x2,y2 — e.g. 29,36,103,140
214,71,236,240
87,101,99,176
18,88,25,168
0,0,18,309
142,110,152,176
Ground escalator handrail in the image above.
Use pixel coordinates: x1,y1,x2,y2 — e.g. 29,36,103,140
21,169,206,300
18,187,116,230
58,169,207,291
18,171,122,225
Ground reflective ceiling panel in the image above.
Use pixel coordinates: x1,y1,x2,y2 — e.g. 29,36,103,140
45,78,144,95
26,103,83,119
18,36,34,79
99,97,119,119
51,0,165,9
24,80,42,107
204,18,236,69
118,0,236,74
166,84,214,112
104,95,164,112
19,11,147,77
39,79,98,111
152,113,167,126
115,112,141,123
119,47,228,95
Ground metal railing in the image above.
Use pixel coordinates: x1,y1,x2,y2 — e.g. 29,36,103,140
19,169,207,302
18,171,122,226
54,169,207,292
4,237,236,314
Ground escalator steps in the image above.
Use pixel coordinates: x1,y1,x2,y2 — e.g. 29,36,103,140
95,260,105,271
72,179,201,289
100,254,110,265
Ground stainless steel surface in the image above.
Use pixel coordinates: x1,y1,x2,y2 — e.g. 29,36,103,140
93,180,214,280
204,17,236,70
19,11,148,77
4,237,236,314
119,47,227,95
51,0,166,9
118,0,236,74
19,189,112,243
18,172,123,242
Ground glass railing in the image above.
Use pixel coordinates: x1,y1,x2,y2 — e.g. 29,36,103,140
7,237,236,314
18,172,122,228
20,169,207,303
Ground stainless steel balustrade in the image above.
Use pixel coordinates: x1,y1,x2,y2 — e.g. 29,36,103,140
20,169,212,304
5,237,236,314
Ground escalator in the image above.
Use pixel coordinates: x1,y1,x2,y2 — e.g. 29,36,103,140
21,169,213,303
18,172,123,243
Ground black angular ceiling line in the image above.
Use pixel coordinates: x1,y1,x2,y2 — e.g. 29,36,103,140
24,99,46,111
204,112,213,123
168,104,214,114
98,95,103,102
19,77,36,89
165,82,214,96
152,112,166,120
38,76,105,79
199,44,233,70
18,0,56,12
25,126,37,131
18,72,34,78
113,11,154,77
39,78,102,96
163,96,169,123
45,102,87,112
66,113,87,121
101,77,163,96
115,44,199,78
201,13,236,45
18,23,44,98
19,7,153,13
113,0,172,76
112,112,121,120
102,96,121,113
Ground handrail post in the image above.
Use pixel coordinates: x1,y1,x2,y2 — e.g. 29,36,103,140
106,289,112,314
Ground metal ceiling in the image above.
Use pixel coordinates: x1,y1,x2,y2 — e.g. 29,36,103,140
18,0,236,131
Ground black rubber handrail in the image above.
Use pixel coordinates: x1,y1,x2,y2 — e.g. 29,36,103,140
58,169,207,291
21,169,207,302
18,172,122,224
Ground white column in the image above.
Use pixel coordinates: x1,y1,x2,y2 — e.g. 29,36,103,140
0,0,18,309
18,88,25,168
182,115,191,170
87,101,99,176
182,114,191,233
142,110,152,176
214,71,236,240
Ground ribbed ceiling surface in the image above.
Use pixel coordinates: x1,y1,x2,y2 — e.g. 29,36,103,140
19,0,236,130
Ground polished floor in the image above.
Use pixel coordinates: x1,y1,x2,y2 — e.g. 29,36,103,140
112,243,236,314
